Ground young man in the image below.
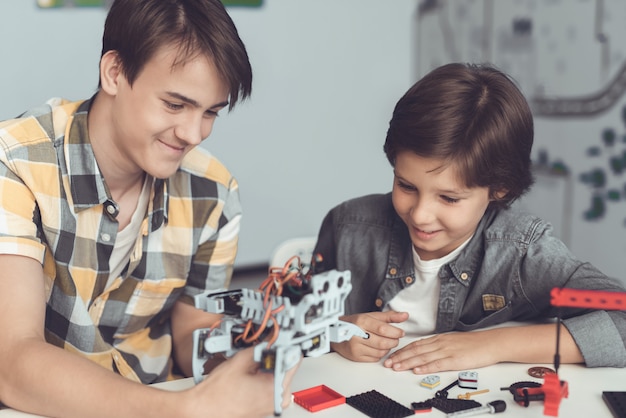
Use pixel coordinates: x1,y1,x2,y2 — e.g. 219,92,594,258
0,1,297,417
312,63,626,374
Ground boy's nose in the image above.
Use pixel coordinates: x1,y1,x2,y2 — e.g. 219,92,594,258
410,198,436,225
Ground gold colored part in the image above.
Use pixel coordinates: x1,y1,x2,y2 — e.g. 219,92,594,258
457,389,490,399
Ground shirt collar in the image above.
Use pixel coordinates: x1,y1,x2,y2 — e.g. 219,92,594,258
62,98,168,231
446,209,496,283
63,98,109,211
386,200,494,284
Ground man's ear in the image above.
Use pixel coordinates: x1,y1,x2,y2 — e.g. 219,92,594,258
99,50,123,95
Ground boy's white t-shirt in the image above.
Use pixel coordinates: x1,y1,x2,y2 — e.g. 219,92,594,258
105,179,151,289
384,236,472,335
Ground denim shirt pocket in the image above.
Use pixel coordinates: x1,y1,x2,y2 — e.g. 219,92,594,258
456,301,513,331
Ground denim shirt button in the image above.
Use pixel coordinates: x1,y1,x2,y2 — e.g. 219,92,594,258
389,267,397,275
405,276,413,284
375,298,383,308
460,272,469,280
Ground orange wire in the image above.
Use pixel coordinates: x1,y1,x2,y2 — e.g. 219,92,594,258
242,299,273,343
209,318,222,331
234,318,254,344
265,316,280,348
235,255,309,348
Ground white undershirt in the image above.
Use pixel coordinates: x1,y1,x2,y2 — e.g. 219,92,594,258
105,179,151,289
384,236,472,335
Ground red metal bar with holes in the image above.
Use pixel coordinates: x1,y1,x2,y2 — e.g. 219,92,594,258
550,288,626,310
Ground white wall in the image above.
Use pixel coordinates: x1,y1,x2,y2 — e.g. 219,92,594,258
415,0,626,281
0,0,414,267
209,1,415,266
0,2,104,118
1,0,623,282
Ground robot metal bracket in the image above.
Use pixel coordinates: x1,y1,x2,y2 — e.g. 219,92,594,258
192,268,367,416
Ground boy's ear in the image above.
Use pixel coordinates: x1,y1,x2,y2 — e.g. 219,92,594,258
99,50,123,95
491,189,509,201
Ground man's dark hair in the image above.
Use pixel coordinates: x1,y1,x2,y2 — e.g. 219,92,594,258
101,0,252,109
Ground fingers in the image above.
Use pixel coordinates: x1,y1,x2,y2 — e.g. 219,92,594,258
384,335,445,372
345,311,408,340
383,332,496,374
387,336,436,361
281,394,293,411
374,311,409,339
192,349,275,418
202,352,228,375
229,346,262,374
385,310,410,325
333,311,410,362
332,338,395,363
281,356,301,409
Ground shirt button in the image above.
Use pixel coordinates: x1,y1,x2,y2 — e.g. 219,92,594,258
389,268,397,275
405,276,414,284
101,233,111,242
106,204,116,215
375,298,383,308
460,272,469,280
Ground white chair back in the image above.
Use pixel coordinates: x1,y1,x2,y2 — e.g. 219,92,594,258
269,237,317,269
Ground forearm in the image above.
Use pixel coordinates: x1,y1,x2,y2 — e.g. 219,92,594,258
486,323,584,365
562,310,626,367
171,300,222,377
0,338,183,418
0,254,184,417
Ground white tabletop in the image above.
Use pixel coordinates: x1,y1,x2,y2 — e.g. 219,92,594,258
1,348,624,417
152,353,624,418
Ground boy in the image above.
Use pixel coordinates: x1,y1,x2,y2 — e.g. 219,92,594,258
312,63,626,374
0,0,297,417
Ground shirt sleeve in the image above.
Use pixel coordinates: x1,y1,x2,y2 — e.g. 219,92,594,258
523,221,626,367
0,158,47,263
182,175,242,302
564,309,626,367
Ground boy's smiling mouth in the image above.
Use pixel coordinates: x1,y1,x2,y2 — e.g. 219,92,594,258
414,227,440,240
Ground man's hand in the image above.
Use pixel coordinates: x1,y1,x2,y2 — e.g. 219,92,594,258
331,310,408,362
182,347,299,418
171,300,223,377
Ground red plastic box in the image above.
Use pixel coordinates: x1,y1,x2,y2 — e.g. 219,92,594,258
293,385,346,412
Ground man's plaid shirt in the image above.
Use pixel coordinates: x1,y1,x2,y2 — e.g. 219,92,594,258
0,98,241,383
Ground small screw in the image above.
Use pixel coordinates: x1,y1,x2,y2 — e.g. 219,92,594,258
457,389,490,399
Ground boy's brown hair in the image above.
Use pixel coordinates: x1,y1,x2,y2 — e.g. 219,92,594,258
384,63,534,208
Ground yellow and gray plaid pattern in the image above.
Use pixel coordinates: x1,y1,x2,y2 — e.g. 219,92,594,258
0,98,241,383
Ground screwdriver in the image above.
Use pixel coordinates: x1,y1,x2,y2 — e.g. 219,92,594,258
446,400,507,417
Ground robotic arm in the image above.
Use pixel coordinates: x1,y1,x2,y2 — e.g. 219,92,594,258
192,261,367,416
509,287,626,417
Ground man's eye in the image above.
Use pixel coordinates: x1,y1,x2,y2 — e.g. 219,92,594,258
165,102,183,110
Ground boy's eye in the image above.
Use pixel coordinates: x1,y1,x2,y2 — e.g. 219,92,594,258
397,181,415,191
441,195,460,204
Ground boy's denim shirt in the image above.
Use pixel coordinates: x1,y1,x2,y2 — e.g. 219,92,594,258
313,193,626,367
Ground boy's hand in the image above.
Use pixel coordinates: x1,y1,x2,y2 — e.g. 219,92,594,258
383,331,497,374
382,324,582,374
331,310,408,362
